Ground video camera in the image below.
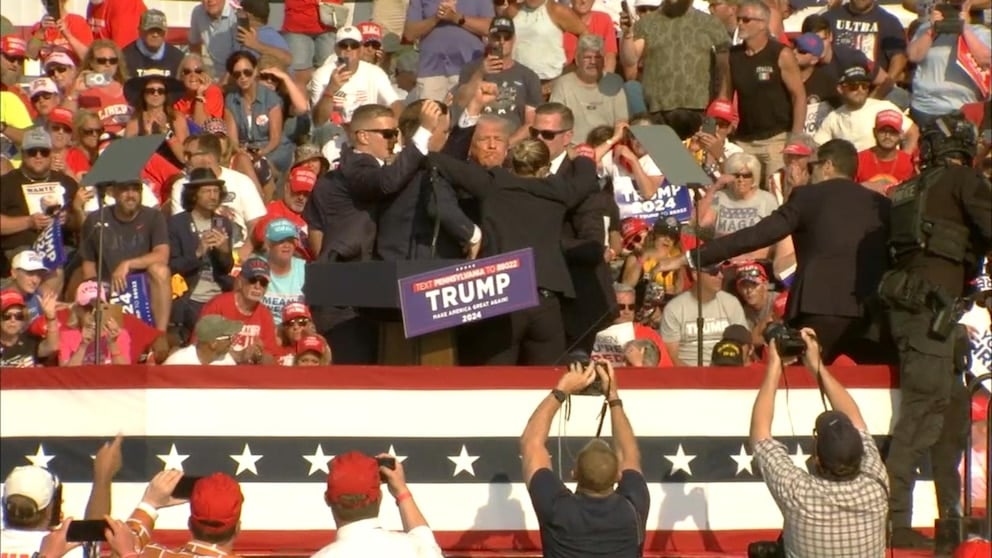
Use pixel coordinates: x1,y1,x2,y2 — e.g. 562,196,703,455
762,322,807,358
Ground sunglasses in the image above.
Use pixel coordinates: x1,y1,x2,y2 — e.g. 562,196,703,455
46,65,71,76
361,128,400,140
94,56,118,65
182,67,205,75
231,69,254,79
145,87,167,96
364,41,382,49
6,56,25,64
618,303,636,311
50,124,72,134
81,127,103,137
32,92,55,102
259,73,279,83
25,148,51,158
337,40,361,50
843,82,870,91
736,16,764,23
2,311,25,321
490,32,513,42
248,276,270,288
286,318,311,328
529,127,569,141
732,172,754,179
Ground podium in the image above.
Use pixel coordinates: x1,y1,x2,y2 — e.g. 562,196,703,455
304,259,464,365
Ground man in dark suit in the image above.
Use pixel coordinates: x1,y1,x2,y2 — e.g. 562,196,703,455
656,139,892,364
166,168,236,344
531,102,618,356
376,100,481,261
429,132,600,365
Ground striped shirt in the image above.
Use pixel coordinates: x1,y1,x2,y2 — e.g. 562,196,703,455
125,508,239,558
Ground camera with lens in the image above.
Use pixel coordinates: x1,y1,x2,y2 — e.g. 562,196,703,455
763,322,807,358
575,361,607,396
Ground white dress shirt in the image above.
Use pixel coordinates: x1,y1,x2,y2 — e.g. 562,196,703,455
309,518,443,558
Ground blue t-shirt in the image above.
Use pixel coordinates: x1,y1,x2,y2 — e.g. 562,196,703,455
261,256,305,326
822,4,907,71
527,468,650,558
241,25,291,60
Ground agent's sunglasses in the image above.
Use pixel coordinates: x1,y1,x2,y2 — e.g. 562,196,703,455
529,127,569,141
361,128,400,140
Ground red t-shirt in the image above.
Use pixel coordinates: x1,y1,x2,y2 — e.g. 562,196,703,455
0,84,37,118
173,85,225,120
30,15,94,62
282,0,338,35
65,147,93,177
77,82,131,136
142,153,182,203
856,149,916,189
198,291,279,353
87,0,147,48
563,11,617,65
633,323,675,367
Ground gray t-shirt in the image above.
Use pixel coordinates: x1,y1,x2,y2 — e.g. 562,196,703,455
458,60,542,129
190,214,222,304
713,189,779,237
549,72,629,144
660,290,748,366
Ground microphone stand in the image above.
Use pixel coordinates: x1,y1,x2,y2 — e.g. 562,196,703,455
90,181,116,366
687,183,706,367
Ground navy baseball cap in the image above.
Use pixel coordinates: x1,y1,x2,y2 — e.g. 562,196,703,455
814,410,864,479
793,33,824,57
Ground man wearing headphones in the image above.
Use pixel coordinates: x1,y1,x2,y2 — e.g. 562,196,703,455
880,111,992,549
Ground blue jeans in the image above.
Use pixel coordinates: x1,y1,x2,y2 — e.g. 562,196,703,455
283,31,337,71
624,80,647,116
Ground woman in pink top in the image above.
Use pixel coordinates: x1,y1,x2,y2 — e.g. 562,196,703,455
564,0,617,73
59,280,131,365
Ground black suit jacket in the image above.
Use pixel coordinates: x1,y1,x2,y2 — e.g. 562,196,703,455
376,126,478,260
167,212,236,294
695,178,891,319
556,157,619,339
429,152,599,297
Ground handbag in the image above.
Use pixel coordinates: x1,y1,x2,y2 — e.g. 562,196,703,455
318,0,350,29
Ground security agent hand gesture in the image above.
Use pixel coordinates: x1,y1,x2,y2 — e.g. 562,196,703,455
556,361,597,395
419,100,445,132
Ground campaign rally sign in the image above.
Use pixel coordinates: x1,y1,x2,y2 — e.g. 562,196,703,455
614,177,693,225
32,221,66,270
109,274,154,326
398,249,539,338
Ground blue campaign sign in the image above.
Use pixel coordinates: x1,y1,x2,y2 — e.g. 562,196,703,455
32,221,66,270
613,177,693,226
109,274,154,326
397,248,539,339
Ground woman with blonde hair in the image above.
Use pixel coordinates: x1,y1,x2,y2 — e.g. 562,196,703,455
425,131,599,364
80,39,130,84
64,110,103,182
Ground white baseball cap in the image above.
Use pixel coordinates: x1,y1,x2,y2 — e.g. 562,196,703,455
3,466,58,510
336,26,363,44
11,250,47,272
634,0,659,6
29,78,58,98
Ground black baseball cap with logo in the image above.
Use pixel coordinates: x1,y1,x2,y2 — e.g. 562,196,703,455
489,17,514,36
838,65,871,85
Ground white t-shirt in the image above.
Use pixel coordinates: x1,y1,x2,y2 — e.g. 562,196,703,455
310,518,443,558
308,60,400,123
660,290,748,366
162,344,237,365
813,98,913,152
169,167,267,248
1,528,84,558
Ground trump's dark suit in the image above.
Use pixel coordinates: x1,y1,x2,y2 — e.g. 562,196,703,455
693,177,892,363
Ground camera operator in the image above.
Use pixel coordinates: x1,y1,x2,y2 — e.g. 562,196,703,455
520,361,649,557
906,1,991,127
750,328,888,557
312,451,443,557
880,110,992,549
653,139,892,365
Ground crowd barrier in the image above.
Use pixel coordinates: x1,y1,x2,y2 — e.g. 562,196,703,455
1,365,939,555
